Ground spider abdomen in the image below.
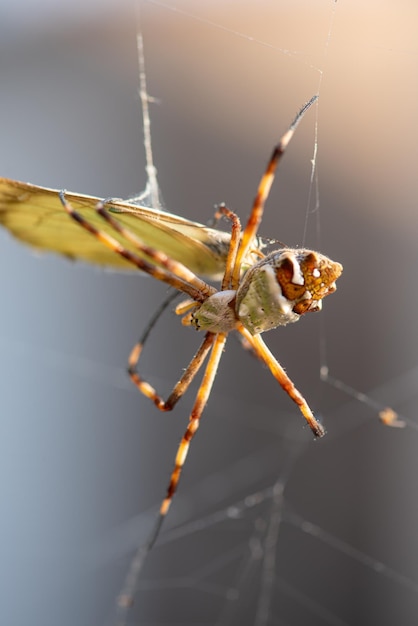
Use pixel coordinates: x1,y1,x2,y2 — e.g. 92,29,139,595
236,249,342,335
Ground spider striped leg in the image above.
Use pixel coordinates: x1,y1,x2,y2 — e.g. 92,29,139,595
212,204,242,290
158,332,227,516
59,192,216,303
116,332,227,618
124,289,204,410
233,94,318,288
94,200,214,297
129,331,215,411
238,325,325,438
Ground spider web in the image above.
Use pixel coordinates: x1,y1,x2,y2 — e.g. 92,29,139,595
1,2,418,626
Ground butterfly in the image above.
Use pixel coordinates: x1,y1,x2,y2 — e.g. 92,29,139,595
0,177,248,279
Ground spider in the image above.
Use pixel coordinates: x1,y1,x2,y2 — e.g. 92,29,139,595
53,93,343,609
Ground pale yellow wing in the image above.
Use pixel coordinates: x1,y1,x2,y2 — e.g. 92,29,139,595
0,178,234,279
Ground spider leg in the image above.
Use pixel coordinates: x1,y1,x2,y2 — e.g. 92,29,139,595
158,332,227,514
233,94,318,286
238,325,325,438
132,289,180,350
125,289,197,409
212,204,242,290
116,332,227,618
95,200,215,297
129,331,215,411
59,192,216,303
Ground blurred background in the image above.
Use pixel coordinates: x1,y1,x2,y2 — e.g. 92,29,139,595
1,1,418,625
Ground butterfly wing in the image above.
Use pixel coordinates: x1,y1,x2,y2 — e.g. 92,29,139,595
0,178,233,278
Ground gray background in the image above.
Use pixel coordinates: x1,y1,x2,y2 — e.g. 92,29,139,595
1,2,418,625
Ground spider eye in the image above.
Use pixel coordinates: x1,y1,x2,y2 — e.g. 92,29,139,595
235,249,342,335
